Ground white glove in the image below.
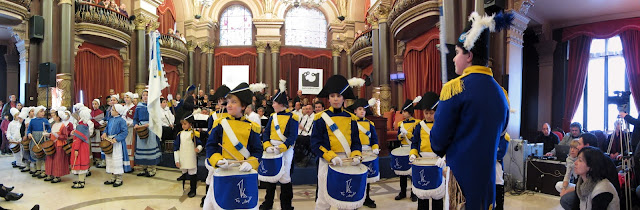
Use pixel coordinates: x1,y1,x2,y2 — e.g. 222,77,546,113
409,154,417,163
351,156,361,166
266,146,276,153
217,158,230,169
400,128,409,135
239,162,252,172
266,146,281,154
331,157,343,166
372,149,380,155
436,157,446,168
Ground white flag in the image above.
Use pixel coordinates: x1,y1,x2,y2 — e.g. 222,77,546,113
148,30,169,138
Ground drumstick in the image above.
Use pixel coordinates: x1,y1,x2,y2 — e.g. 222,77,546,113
71,152,78,169
217,143,243,161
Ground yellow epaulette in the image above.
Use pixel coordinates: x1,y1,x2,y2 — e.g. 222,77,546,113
502,87,510,107
348,112,359,121
504,132,511,142
291,113,300,121
212,117,224,128
369,121,375,126
314,111,326,121
193,130,200,138
250,121,261,133
440,75,466,101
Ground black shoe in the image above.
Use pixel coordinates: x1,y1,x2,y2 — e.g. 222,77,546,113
145,171,156,177
29,170,36,175
177,173,187,181
259,203,273,210
200,195,206,207
137,171,149,177
4,192,23,201
104,180,115,185
2,186,14,192
410,192,418,202
72,181,85,189
51,177,62,183
44,176,53,181
37,173,47,179
20,168,29,172
31,171,40,177
113,179,123,187
394,192,406,200
363,198,377,208
87,171,92,177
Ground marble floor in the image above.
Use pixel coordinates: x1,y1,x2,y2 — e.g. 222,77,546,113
0,156,562,209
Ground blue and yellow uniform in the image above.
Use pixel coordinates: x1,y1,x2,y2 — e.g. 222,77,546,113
206,115,263,169
262,110,299,152
398,118,418,145
430,65,509,210
207,109,230,134
311,107,362,161
356,118,379,150
409,121,434,156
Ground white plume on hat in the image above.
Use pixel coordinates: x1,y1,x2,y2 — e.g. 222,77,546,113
463,12,496,51
249,83,267,93
348,77,365,88
167,94,173,101
279,80,287,93
10,108,19,117
412,96,422,104
368,98,377,108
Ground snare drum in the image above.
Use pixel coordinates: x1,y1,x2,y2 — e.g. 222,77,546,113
212,166,258,210
31,144,45,159
100,140,113,154
10,143,21,153
390,146,411,175
41,140,56,156
136,126,149,139
258,151,285,183
325,164,368,208
362,155,379,183
411,158,446,200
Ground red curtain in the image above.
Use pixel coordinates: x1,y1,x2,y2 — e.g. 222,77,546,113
621,30,640,109
74,42,124,107
156,0,176,34
562,35,592,131
279,47,332,102
162,63,179,97
214,47,257,88
562,17,640,42
403,28,441,118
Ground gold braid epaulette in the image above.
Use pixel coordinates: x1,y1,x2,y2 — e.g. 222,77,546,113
439,75,466,101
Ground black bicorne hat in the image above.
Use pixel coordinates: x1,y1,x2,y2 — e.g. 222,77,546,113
211,85,230,103
226,83,253,106
415,92,440,110
317,75,356,99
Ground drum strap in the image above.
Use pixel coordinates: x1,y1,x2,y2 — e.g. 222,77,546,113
220,118,251,159
400,123,412,145
320,113,351,156
272,113,287,141
419,121,431,135
211,111,219,121
356,122,371,138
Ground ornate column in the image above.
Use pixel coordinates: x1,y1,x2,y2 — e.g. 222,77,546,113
369,15,380,87
134,14,149,95
376,6,390,88
202,42,215,89
178,65,185,94
504,8,531,138
38,0,55,107
57,0,74,107
346,48,352,79
270,41,281,90
395,55,404,108
256,41,267,83
332,45,341,75
187,40,196,85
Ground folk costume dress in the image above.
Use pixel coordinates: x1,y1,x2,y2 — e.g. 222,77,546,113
133,102,162,166
90,106,105,159
45,121,71,178
26,108,51,176
71,121,92,174
123,100,136,167
6,108,25,167
105,111,132,175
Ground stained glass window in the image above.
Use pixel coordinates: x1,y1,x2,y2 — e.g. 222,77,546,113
285,7,327,48
219,5,252,46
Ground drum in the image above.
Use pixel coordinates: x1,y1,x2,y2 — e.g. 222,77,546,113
90,129,97,138
21,138,30,147
136,126,149,139
258,152,285,183
41,140,56,156
63,139,72,154
326,164,368,206
10,143,20,153
411,158,446,200
100,139,113,154
362,155,379,183
390,146,411,175
213,166,258,209
98,123,107,132
31,144,45,159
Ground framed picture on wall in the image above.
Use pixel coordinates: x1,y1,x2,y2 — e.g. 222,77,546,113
299,68,323,95
222,65,249,89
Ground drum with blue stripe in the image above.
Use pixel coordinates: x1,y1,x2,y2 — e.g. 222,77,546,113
390,146,411,175
258,151,285,183
362,155,379,183
213,166,259,209
411,158,446,200
326,164,368,206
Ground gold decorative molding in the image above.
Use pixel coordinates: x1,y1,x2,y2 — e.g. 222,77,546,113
75,23,132,47
375,4,390,23
0,0,30,26
135,83,146,96
56,73,73,108
201,42,215,54
75,2,134,36
352,46,372,66
255,41,267,53
389,1,439,40
148,21,160,32
37,87,50,107
58,0,72,5
186,40,196,52
331,45,343,57
351,30,372,57
269,41,281,53
134,13,149,30
159,34,188,55
379,84,391,113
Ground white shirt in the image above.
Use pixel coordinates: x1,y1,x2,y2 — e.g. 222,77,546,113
6,120,22,143
161,107,175,127
246,112,261,127
298,114,314,136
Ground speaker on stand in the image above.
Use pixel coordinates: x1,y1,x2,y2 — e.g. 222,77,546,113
38,62,56,108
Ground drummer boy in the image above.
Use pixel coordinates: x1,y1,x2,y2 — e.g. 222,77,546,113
347,98,380,208
395,98,421,201
26,106,51,179
409,92,445,209
310,75,364,210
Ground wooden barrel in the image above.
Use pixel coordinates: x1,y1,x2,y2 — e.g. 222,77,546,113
100,140,113,154
42,140,56,156
136,126,149,139
31,144,45,159
63,140,72,154
10,143,21,153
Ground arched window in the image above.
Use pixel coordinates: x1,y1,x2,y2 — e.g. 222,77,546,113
219,5,253,46
285,7,327,48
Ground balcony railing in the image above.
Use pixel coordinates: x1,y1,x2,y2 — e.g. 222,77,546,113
7,0,31,10
74,1,134,35
351,30,372,54
159,34,188,56
388,0,429,23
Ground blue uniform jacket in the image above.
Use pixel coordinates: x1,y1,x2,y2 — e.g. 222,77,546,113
262,110,299,149
310,107,362,161
133,102,149,125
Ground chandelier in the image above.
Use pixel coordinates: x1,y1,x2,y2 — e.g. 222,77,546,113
193,0,213,19
280,0,326,8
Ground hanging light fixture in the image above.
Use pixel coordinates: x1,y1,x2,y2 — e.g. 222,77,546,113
193,0,213,19
280,0,325,8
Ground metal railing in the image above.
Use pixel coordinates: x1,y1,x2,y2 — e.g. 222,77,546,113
159,34,188,55
75,1,134,35
351,30,372,54
388,0,430,23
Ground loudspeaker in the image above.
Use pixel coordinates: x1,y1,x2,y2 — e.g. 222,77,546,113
38,62,56,87
484,0,506,15
29,16,44,41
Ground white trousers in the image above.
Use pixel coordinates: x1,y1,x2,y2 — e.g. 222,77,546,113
181,168,197,175
105,141,124,175
12,145,25,167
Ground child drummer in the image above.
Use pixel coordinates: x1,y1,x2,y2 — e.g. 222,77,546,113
26,106,51,179
347,98,380,208
44,108,71,183
259,80,299,210
70,107,94,189
395,98,421,201
173,114,202,198
204,82,263,210
6,108,25,169
409,92,445,209
310,75,364,210
102,104,132,187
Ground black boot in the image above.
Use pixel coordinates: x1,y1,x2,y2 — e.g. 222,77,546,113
495,185,504,210
177,173,187,181
364,184,376,208
188,175,198,198
201,185,209,207
259,182,276,210
418,199,429,210
3,192,23,201
395,176,407,200
280,183,294,210
411,191,418,202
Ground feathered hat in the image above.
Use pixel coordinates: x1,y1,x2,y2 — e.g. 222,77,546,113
211,85,230,103
402,96,422,114
272,80,288,105
415,92,440,110
317,75,356,99
226,83,253,106
346,98,376,116
347,77,366,88
457,12,513,64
